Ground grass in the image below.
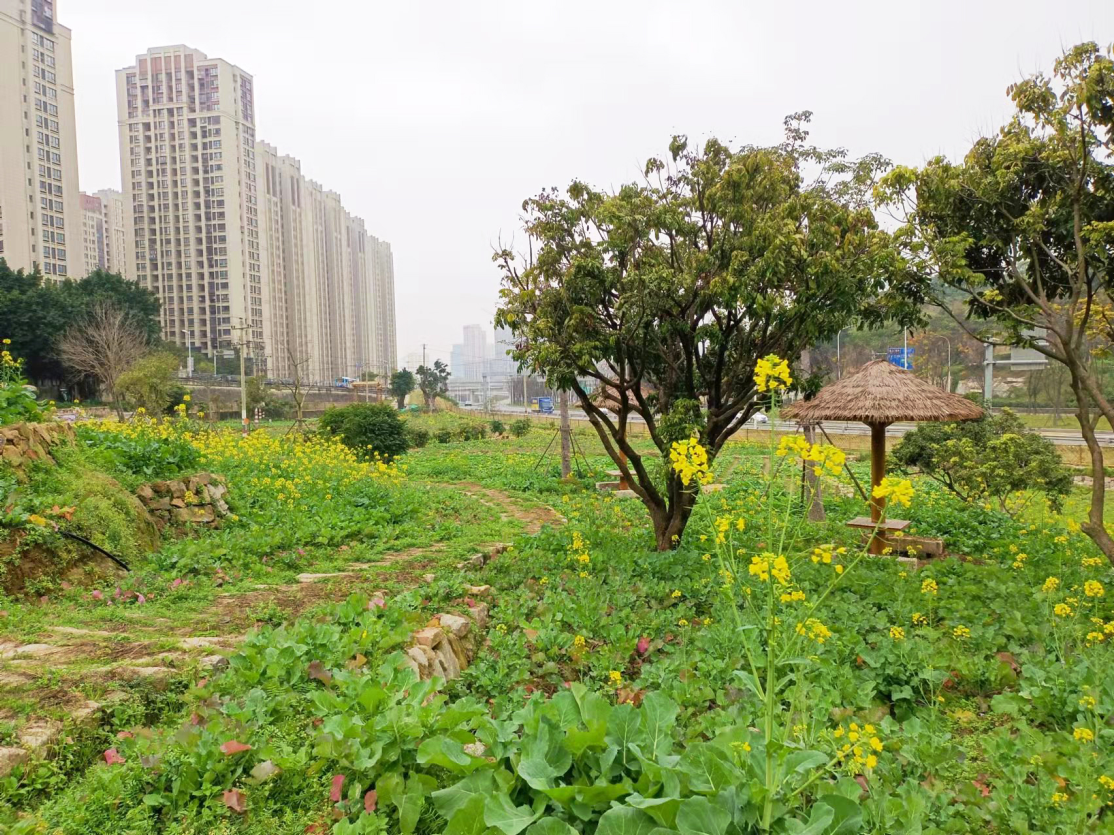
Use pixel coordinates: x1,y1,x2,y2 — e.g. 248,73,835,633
1,419,1113,834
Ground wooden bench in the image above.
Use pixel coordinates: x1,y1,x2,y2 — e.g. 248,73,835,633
845,517,944,557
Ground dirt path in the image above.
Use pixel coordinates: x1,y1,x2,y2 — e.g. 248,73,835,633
0,482,561,776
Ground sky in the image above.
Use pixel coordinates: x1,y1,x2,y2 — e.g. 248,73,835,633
65,0,1114,367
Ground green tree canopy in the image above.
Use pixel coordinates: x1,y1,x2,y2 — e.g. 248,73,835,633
876,41,1114,561
495,118,911,549
0,263,162,388
416,362,450,412
390,369,416,408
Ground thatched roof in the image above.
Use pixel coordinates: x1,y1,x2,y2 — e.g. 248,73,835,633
781,359,984,425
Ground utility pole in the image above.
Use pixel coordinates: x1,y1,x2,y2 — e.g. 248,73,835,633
231,319,251,437
984,343,994,409
558,390,571,479
182,329,193,378
422,344,426,367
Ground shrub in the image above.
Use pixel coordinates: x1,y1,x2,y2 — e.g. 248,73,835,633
460,422,488,441
0,342,49,425
892,408,1072,514
435,429,453,444
509,418,532,437
406,425,431,448
318,403,408,461
77,421,201,479
490,419,506,436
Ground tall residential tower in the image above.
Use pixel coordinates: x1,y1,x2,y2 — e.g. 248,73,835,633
0,0,81,278
116,45,263,362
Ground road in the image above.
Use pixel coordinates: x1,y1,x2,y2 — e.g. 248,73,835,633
482,404,1113,448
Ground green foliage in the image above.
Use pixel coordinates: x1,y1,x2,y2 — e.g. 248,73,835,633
76,422,201,480
893,409,1072,514
0,342,50,425
509,419,532,438
406,426,431,448
494,119,913,547
116,352,180,414
390,369,416,408
490,419,506,436
0,266,161,387
319,403,410,461
416,362,450,412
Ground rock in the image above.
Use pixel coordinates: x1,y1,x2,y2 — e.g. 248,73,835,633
149,497,172,512
172,506,216,524
199,655,229,671
439,614,470,638
406,646,430,675
467,602,489,628
0,643,65,660
422,573,437,584
296,572,353,583
19,719,61,752
170,498,187,509
0,747,30,778
464,584,492,596
457,554,485,569
446,634,470,669
413,627,444,649
70,700,102,728
168,481,187,500
434,642,461,680
135,485,156,504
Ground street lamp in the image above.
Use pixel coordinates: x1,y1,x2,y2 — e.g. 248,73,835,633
181,329,193,378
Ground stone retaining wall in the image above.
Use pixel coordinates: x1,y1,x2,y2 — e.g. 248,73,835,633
135,473,231,530
0,422,75,476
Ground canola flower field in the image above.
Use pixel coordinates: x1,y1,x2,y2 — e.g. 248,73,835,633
1,404,1113,835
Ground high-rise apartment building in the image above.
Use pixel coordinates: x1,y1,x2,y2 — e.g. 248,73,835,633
256,140,397,381
79,192,104,275
93,187,127,277
0,0,81,278
116,45,263,363
117,46,396,380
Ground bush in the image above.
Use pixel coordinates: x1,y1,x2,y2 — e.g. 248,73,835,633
435,429,453,444
490,419,506,436
406,425,431,448
77,421,201,479
509,418,532,438
317,403,409,461
892,408,1072,514
460,422,488,441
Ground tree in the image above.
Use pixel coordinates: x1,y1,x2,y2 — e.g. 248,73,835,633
390,369,416,409
892,409,1072,516
58,302,148,418
495,121,909,549
281,344,313,434
876,42,1114,562
416,361,450,412
116,352,180,414
0,264,161,390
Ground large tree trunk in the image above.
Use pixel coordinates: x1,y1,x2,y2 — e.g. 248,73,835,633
648,488,697,551
802,422,825,522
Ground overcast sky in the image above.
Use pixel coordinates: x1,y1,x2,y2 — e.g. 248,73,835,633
66,0,1113,366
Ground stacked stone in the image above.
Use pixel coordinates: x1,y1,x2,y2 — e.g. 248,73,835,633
403,596,490,682
135,473,231,529
0,422,75,475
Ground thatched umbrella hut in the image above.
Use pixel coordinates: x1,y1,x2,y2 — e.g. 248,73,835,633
781,359,983,553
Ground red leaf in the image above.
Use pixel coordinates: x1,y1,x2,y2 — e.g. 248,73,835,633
92,590,103,600
329,773,346,803
636,636,650,655
368,595,386,610
136,593,147,605
308,660,333,684
116,730,134,739
103,748,125,765
220,740,252,756
364,789,377,813
222,788,247,813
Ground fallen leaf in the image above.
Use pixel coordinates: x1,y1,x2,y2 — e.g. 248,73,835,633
346,653,368,670
220,740,252,756
368,595,386,609
329,773,345,803
250,760,280,783
308,660,333,684
103,748,125,765
222,788,247,813
116,730,134,739
996,651,1020,674
364,789,377,812
636,636,650,655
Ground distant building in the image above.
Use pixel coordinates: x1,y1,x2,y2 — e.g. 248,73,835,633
93,188,128,278
79,193,105,276
0,0,81,278
116,45,396,381
462,324,485,381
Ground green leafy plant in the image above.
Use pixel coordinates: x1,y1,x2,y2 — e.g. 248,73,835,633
319,403,410,461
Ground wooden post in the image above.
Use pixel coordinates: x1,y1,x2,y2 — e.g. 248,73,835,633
869,422,888,554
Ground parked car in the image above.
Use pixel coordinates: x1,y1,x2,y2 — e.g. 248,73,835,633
750,412,769,425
